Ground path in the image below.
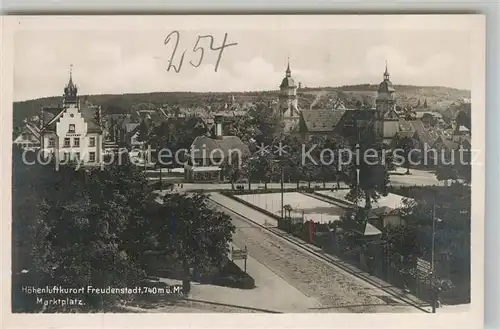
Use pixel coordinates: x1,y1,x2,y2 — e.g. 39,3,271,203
209,192,427,313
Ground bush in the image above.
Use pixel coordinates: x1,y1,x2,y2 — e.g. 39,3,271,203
213,260,255,289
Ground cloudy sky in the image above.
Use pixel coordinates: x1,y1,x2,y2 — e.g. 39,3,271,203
14,28,473,101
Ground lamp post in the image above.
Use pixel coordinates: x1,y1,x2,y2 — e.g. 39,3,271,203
431,200,443,313
281,163,284,219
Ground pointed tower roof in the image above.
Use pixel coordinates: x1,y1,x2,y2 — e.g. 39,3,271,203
377,61,395,97
63,64,78,104
280,57,296,89
383,61,390,81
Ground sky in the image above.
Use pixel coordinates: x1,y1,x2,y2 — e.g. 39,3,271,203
14,28,473,101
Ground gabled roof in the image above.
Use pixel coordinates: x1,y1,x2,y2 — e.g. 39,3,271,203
13,124,41,144
25,123,41,140
41,103,102,133
352,221,382,236
300,109,346,132
125,123,140,133
409,120,426,134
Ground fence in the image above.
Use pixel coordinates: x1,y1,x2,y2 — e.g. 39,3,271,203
276,218,453,304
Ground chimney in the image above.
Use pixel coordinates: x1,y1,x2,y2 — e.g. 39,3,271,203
214,115,223,139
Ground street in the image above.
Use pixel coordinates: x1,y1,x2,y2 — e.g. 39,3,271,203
208,192,426,313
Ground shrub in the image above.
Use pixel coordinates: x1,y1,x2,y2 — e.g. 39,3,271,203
213,260,255,289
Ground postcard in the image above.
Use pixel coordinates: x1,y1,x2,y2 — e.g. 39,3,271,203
0,15,485,329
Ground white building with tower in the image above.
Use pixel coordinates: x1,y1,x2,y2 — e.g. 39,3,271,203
40,67,104,167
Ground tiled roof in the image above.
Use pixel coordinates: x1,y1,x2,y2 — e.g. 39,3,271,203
409,120,426,134
41,106,63,128
81,104,102,133
25,123,41,140
190,135,249,160
125,123,140,133
300,109,346,132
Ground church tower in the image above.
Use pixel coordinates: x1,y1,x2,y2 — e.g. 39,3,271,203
375,62,396,141
278,59,299,118
63,65,78,106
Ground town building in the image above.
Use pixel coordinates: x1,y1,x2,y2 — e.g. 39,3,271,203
40,68,104,166
13,121,41,150
185,116,249,182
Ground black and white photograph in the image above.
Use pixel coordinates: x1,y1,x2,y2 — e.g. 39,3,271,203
2,14,485,328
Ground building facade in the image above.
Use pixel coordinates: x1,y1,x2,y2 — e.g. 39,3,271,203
40,69,104,166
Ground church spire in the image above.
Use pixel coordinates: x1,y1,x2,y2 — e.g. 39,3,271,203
286,57,291,77
63,64,78,104
383,61,390,81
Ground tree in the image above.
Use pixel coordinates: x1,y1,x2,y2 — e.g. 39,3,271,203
14,158,152,312
152,193,235,293
381,224,422,264
349,136,390,209
244,102,283,145
283,204,293,220
398,184,471,290
222,152,247,189
136,118,150,145
396,136,417,175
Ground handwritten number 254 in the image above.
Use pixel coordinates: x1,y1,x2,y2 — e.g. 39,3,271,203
164,31,238,73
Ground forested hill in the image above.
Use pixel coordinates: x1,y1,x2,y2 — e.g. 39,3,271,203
12,84,470,134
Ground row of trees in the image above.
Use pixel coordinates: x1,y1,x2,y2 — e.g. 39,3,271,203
223,103,393,210
12,147,235,312
393,134,471,185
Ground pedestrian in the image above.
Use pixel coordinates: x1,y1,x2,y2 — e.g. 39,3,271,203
181,183,183,188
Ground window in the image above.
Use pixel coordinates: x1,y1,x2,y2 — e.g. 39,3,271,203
63,138,70,148
69,124,75,133
89,152,96,162
62,152,69,162
74,138,80,147
48,137,55,147
74,152,80,161
89,137,96,147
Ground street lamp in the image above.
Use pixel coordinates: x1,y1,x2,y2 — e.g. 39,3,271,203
431,201,443,313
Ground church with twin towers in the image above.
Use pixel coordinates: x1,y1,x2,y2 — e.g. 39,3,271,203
274,58,398,145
